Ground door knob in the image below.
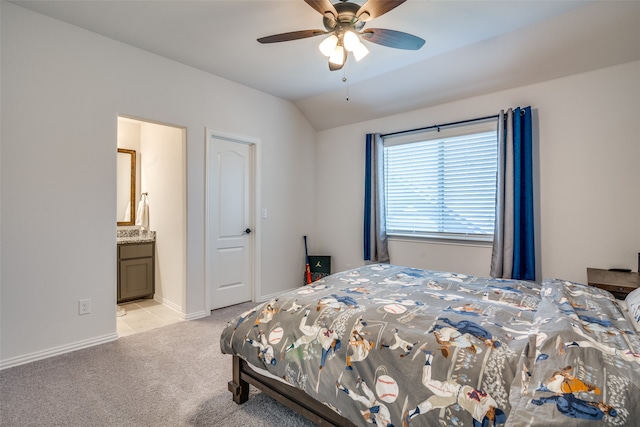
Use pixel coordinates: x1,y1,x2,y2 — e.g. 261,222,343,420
244,228,252,234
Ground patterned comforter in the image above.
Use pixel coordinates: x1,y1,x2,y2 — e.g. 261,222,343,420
220,264,640,426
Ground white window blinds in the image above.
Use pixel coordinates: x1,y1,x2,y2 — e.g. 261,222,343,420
383,121,498,241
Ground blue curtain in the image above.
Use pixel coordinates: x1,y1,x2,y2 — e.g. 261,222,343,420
363,133,389,263
512,107,535,280
364,134,372,259
490,107,535,280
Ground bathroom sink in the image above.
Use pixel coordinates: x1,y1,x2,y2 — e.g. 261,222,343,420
117,229,156,244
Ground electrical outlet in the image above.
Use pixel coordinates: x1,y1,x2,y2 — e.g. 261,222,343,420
79,299,91,315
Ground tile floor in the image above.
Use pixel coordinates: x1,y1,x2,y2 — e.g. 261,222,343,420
116,299,183,337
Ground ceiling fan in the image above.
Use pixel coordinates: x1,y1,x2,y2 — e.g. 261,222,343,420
257,0,425,71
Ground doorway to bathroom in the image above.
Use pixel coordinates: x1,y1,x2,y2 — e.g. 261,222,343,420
116,116,187,336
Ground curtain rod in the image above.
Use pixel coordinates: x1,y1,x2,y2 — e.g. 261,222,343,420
381,114,499,138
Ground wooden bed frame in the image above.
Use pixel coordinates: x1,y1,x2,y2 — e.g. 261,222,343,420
228,355,358,427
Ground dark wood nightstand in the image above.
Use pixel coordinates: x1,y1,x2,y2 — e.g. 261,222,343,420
587,268,640,299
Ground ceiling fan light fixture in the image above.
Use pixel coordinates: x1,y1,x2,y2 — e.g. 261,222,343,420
353,42,369,61
343,30,360,52
329,44,345,66
319,34,339,57
258,0,424,71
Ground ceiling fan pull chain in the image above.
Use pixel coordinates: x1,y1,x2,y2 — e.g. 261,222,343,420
342,69,349,101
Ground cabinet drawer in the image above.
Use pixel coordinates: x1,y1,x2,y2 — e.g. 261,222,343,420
119,243,154,259
587,268,640,299
591,282,636,296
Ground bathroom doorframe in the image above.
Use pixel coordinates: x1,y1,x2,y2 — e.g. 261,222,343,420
116,114,188,319
204,128,261,313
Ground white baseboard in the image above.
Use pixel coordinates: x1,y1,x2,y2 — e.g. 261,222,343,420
154,294,182,314
183,310,207,321
154,294,207,321
0,332,118,371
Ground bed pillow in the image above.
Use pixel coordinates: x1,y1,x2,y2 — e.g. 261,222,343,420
624,287,640,332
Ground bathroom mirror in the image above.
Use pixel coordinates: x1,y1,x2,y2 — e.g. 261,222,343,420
117,149,136,226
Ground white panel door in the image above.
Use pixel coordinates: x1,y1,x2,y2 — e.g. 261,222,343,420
207,135,253,309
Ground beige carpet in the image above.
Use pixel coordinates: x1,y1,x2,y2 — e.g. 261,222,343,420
0,302,317,427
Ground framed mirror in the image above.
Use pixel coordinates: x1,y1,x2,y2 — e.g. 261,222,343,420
117,149,136,226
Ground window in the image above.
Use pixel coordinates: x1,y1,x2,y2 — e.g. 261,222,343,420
383,120,498,242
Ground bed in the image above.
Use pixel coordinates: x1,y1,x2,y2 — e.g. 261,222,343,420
220,264,640,426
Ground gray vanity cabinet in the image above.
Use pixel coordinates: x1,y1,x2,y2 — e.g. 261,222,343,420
118,242,155,303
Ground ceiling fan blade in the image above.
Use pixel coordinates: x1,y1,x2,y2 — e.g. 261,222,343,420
362,28,425,50
356,0,406,22
257,29,326,44
304,0,338,18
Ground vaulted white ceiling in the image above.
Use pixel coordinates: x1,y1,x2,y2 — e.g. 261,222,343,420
11,0,640,130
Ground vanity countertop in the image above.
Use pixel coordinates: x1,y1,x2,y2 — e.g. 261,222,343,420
117,229,156,245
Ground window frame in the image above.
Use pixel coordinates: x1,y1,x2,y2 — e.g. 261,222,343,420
382,118,499,244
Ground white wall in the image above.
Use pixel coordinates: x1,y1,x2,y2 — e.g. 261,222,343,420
0,3,316,367
315,60,640,284
139,122,186,311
